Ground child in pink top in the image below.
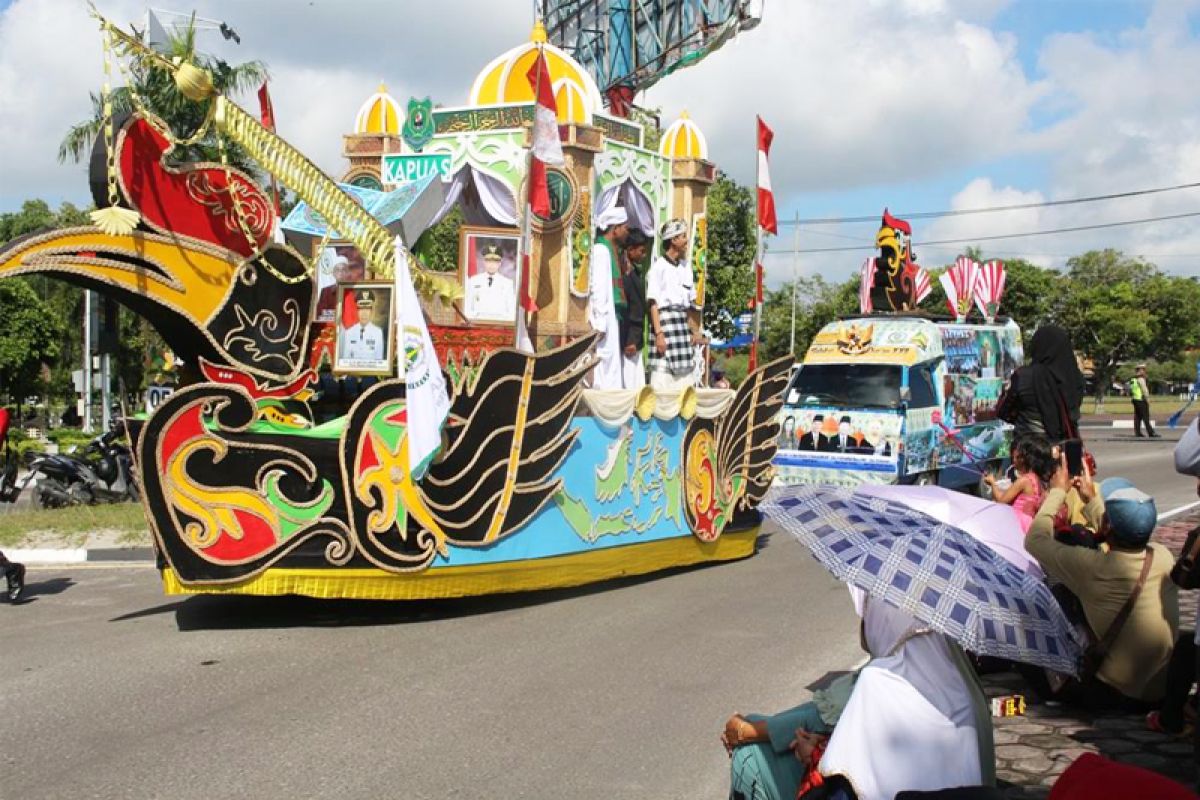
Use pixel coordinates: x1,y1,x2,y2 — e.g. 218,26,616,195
985,435,1055,533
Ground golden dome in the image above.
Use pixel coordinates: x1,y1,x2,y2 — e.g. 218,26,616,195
469,24,603,125
660,111,708,160
354,83,403,135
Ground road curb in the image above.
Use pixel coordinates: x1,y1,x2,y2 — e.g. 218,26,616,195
7,546,156,565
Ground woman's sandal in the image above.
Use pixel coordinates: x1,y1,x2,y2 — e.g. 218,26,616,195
1147,710,1193,738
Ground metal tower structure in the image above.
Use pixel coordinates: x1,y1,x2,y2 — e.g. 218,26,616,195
544,0,763,115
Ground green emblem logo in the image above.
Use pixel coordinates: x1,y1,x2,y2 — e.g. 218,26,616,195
403,97,435,152
533,169,576,227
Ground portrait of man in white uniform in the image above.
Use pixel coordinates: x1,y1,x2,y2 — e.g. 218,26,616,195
460,229,520,323
335,284,394,375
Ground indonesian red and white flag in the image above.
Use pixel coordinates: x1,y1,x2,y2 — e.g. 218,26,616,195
756,117,777,235
526,50,565,219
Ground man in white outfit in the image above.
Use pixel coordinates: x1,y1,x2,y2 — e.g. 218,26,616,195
466,245,516,321
647,218,703,392
340,290,386,363
589,206,630,389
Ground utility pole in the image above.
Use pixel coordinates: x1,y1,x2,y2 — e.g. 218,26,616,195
82,290,93,432
789,210,798,356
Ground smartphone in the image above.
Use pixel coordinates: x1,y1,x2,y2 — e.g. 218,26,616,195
1064,439,1085,477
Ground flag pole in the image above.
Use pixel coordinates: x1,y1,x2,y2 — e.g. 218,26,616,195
751,118,763,373
394,236,407,380
514,37,546,351
789,209,798,356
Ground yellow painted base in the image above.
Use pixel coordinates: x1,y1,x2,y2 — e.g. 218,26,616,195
161,527,759,601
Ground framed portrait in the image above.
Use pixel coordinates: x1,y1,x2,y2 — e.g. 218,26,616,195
313,242,368,323
459,226,520,324
334,281,394,375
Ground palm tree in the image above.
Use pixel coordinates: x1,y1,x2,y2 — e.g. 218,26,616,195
59,19,268,175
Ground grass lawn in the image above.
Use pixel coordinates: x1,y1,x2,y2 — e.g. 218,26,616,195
0,502,150,549
1084,395,1195,417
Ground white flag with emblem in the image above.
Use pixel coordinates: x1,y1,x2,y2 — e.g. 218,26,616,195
394,237,451,480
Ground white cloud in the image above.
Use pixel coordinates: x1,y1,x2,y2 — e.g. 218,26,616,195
0,0,529,209
644,1,1043,199
0,0,138,209
921,0,1200,275
2,0,1198,282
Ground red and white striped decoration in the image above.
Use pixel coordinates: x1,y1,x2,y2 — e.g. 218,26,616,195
859,257,874,314
912,266,932,305
974,259,1006,322
942,256,981,321
756,117,777,235
526,49,565,221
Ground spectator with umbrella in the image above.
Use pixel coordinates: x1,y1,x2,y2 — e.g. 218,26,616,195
749,486,1094,798
722,590,992,800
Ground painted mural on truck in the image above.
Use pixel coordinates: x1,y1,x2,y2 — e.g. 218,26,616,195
774,408,903,487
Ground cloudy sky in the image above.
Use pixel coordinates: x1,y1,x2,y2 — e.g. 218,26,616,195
2,0,1199,286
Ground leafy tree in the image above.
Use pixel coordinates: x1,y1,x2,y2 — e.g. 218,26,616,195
412,206,465,273
59,21,267,176
1056,250,1200,402
704,172,757,339
998,258,1060,335
0,279,64,417
760,275,860,360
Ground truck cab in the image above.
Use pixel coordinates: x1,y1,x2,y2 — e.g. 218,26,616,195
774,315,1023,490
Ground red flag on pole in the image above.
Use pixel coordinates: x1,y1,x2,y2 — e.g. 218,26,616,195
756,117,777,235
519,254,538,314
257,82,276,131
257,82,282,216
526,50,565,219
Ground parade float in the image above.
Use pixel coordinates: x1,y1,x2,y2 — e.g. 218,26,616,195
0,11,790,600
773,212,1020,489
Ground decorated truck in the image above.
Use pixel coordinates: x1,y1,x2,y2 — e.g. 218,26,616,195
774,315,1022,489
0,12,791,601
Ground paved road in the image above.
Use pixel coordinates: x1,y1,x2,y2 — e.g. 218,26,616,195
1082,424,1196,514
0,533,861,800
0,426,1189,800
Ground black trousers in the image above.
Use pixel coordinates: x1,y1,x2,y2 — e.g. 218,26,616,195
1133,398,1156,435
1157,632,1200,790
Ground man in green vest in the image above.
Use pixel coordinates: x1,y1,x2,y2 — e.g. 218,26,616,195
1130,365,1159,438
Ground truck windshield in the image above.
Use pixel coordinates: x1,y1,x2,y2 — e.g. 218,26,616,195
787,364,903,409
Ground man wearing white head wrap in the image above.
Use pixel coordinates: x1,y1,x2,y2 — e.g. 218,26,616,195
647,218,702,392
316,253,352,321
589,206,630,389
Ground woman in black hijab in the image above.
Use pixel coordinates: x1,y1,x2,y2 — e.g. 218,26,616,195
998,325,1085,443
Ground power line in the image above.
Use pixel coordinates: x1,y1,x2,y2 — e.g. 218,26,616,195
769,211,1200,254
778,180,1200,226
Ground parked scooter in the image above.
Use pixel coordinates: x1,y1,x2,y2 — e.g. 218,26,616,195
8,425,139,508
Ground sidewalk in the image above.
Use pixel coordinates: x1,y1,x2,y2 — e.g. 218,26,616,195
4,527,155,565
987,512,1199,798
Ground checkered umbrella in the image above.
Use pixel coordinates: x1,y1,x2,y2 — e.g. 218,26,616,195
763,485,1088,676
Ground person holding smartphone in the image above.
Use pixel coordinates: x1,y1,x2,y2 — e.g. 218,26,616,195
1024,459,1177,710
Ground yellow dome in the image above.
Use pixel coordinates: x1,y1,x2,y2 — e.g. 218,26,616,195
469,25,603,125
354,83,402,135
660,112,708,160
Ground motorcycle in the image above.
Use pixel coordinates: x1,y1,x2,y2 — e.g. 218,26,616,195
3,426,140,508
